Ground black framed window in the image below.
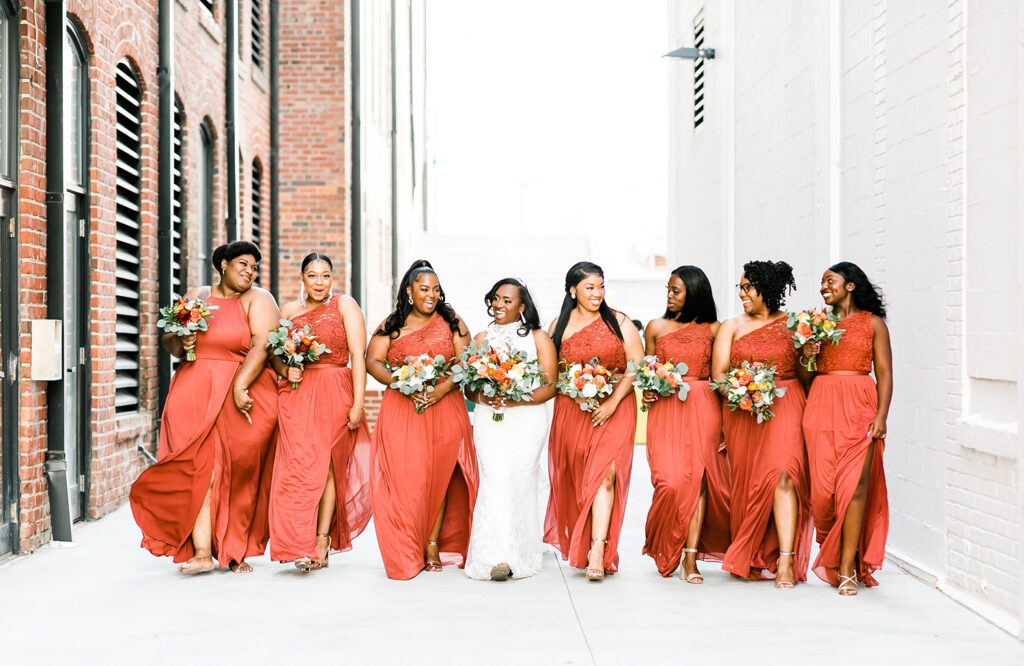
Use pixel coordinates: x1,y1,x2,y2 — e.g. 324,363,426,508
114,60,142,413
251,159,262,283
198,119,214,285
251,0,263,69
172,99,185,294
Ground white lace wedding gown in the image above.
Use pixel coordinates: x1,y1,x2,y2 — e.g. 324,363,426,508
464,322,551,580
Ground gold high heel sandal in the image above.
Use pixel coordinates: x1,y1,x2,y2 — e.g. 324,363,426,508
775,551,796,590
680,548,704,584
586,538,607,581
311,533,331,570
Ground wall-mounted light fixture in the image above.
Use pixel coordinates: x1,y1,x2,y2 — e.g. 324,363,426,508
663,46,715,59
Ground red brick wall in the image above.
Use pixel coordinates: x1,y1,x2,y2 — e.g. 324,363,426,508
12,0,272,552
277,0,350,298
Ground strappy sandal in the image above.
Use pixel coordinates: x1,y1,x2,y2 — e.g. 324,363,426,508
294,557,314,573
425,541,443,573
838,574,859,596
775,551,795,590
586,538,606,581
680,548,704,584
311,533,331,570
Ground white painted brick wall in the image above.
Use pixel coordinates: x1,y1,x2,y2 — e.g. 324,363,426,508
669,0,1024,637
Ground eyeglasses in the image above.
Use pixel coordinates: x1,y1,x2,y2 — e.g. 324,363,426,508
736,283,755,294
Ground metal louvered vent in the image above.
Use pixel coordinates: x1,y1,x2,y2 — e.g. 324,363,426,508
693,9,706,129
251,0,264,69
200,0,214,15
251,160,262,284
172,100,185,294
115,61,142,413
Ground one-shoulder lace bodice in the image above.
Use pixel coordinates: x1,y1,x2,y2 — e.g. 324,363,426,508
816,311,873,372
654,322,713,378
387,313,455,365
561,318,627,373
730,318,797,379
292,295,349,366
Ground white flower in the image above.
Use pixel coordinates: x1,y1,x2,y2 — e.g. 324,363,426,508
581,383,598,398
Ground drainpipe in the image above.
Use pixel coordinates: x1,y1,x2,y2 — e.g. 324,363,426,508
156,0,174,415
350,0,362,305
225,0,239,242
269,0,279,299
389,0,398,292
43,0,72,542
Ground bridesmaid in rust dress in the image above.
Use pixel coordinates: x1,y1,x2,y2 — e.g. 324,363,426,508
545,262,644,581
641,266,730,582
802,261,892,595
366,260,478,580
269,253,372,572
130,241,280,574
711,260,812,589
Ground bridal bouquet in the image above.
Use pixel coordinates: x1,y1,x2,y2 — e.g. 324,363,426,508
386,353,451,413
157,296,219,362
450,340,544,421
628,355,690,412
267,319,331,389
786,306,844,371
557,357,619,412
710,360,787,424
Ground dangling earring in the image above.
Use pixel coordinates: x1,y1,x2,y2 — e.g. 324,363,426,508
520,311,526,323
408,295,413,305
300,284,309,305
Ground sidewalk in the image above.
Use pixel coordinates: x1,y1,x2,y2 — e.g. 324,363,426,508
2,448,1022,666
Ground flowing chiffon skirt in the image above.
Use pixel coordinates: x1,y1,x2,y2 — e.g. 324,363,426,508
643,382,730,576
803,374,888,586
721,379,812,581
270,365,372,562
371,388,478,580
544,394,637,573
130,364,278,565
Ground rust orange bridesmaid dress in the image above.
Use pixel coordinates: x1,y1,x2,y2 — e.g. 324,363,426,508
269,295,372,563
370,314,478,580
129,295,278,566
643,323,731,576
544,319,638,573
720,318,812,581
803,311,888,587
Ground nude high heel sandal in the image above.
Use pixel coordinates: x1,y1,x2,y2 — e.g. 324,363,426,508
775,551,795,590
586,539,607,581
680,548,704,584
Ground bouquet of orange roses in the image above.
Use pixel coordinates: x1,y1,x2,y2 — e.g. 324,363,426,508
557,356,619,412
157,296,219,361
450,340,545,421
267,319,331,389
710,360,786,423
386,353,452,413
628,355,690,412
786,306,844,371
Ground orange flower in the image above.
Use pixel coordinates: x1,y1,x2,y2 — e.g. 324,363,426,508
739,396,753,411
283,339,297,354
796,322,812,337
751,391,763,403
594,375,607,388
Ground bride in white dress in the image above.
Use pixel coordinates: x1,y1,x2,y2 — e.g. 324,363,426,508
464,279,558,581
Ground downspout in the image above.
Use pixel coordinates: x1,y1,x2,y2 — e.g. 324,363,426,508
225,0,239,242
350,0,362,305
156,0,174,416
43,0,72,542
269,0,279,299
389,0,398,290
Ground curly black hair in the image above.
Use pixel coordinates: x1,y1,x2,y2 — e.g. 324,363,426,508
828,261,887,319
212,241,262,274
742,260,796,313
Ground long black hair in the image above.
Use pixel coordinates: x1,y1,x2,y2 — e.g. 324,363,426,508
300,252,333,272
375,259,462,337
213,241,262,274
742,260,796,313
828,261,887,319
663,265,717,323
484,278,541,337
551,261,623,353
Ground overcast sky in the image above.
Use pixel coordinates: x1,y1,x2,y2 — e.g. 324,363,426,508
425,1,669,276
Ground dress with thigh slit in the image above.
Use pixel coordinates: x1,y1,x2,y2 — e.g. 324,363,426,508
720,318,812,581
370,313,479,580
269,295,372,562
803,311,888,587
130,295,278,566
544,317,637,573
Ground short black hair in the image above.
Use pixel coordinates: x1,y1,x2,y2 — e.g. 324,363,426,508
742,260,796,313
213,241,262,274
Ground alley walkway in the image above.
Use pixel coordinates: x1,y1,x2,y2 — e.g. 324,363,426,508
2,448,1022,666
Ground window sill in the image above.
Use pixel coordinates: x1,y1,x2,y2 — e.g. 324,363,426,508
199,6,222,44
251,65,268,93
956,417,1018,460
115,411,156,438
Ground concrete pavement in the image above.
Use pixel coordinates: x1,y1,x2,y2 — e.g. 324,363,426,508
2,448,1022,666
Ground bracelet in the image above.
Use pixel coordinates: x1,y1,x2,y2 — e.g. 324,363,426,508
233,388,249,393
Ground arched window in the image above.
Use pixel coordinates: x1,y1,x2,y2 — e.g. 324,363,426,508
114,60,142,413
251,159,262,283
198,118,215,285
